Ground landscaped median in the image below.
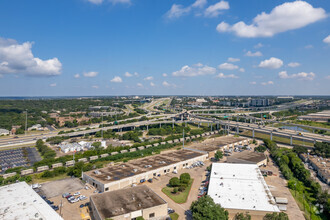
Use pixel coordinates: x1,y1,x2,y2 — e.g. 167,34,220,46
161,173,193,204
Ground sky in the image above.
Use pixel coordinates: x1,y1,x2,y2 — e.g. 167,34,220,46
0,0,329,96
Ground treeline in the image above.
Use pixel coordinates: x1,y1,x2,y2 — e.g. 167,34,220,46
36,140,56,159
263,139,329,219
313,142,330,158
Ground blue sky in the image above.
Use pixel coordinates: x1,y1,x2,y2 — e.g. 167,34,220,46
0,0,329,96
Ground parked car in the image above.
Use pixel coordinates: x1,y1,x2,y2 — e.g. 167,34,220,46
79,204,85,208
46,200,54,205
74,192,80,196
147,178,153,183
168,208,175,214
79,195,87,200
62,193,70,198
51,205,59,211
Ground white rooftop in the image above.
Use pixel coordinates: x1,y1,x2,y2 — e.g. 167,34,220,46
0,182,63,220
207,163,280,213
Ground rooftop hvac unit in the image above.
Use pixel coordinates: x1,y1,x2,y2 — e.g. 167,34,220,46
106,176,111,180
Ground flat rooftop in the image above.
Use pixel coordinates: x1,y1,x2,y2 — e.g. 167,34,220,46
84,150,205,184
227,151,266,164
91,185,166,219
208,163,279,213
0,182,63,220
188,136,247,152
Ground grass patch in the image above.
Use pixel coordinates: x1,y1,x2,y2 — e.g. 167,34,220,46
31,173,69,183
162,179,194,204
241,130,314,147
289,189,324,220
170,213,179,220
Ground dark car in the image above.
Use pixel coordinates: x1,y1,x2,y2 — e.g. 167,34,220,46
46,200,54,205
148,178,153,183
13,136,19,139
80,204,85,208
168,208,175,214
51,205,59,211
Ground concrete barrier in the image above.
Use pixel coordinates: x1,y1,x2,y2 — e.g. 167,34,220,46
196,135,201,138
185,137,190,140
90,156,99,161
129,148,136,152
21,169,34,175
2,172,17,179
146,145,152,148
52,163,63,168
66,160,75,166
173,139,179,143
137,146,145,150
111,152,119,155
78,158,88,163
153,143,159,147
167,140,173,144
37,166,49,172
179,138,184,142
120,150,128,153
201,133,205,137
160,142,166,145
100,153,109,158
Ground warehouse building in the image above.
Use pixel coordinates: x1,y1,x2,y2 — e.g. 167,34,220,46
82,150,207,192
207,163,279,216
0,182,63,220
226,151,267,166
90,185,167,220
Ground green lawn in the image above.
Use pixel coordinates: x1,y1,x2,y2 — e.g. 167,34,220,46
161,179,194,204
31,173,69,183
169,213,179,220
241,130,314,147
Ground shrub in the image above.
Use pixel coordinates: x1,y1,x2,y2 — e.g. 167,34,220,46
169,177,180,187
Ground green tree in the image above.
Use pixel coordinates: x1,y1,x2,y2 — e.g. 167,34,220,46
180,173,191,185
254,145,267,153
234,212,251,220
169,177,180,187
292,145,308,155
263,212,288,220
190,196,228,220
214,150,223,161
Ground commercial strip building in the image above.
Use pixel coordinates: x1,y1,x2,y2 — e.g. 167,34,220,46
82,150,207,192
226,151,267,167
297,110,330,122
0,182,63,220
90,185,167,220
207,163,279,215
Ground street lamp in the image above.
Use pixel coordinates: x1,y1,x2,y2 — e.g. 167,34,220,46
25,109,28,136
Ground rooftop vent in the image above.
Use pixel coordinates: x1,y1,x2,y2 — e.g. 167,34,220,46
106,176,111,180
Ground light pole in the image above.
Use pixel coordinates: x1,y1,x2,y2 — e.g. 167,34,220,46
25,109,28,136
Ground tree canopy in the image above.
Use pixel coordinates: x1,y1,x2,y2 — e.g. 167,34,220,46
190,196,228,220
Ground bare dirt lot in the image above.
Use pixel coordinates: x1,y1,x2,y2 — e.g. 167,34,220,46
40,178,85,198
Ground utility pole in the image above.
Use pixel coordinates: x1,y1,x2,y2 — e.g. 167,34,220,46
25,109,28,136
60,200,63,217
182,129,185,149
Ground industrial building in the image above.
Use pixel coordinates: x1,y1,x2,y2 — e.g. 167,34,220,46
82,150,207,192
226,151,267,166
207,163,279,215
90,185,167,220
0,182,63,220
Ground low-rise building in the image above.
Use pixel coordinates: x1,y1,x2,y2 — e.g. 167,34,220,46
227,151,267,166
0,182,63,220
82,150,207,192
90,185,167,220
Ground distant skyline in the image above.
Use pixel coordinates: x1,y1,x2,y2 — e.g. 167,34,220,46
0,0,330,96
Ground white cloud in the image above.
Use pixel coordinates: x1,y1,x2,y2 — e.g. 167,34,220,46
150,82,155,87
258,57,283,69
216,1,327,38
216,73,238,79
92,85,99,89
254,43,263,48
83,71,98,77
0,37,62,76
49,83,56,87
288,62,300,67
279,70,315,80
162,73,168,77
325,75,330,80
74,74,80,78
172,63,216,77
192,0,207,8
323,35,330,44
87,0,103,4
110,76,122,83
162,81,171,87
218,62,239,70
124,72,133,77
227,57,240,62
239,68,245,72
137,83,143,88
205,1,229,17
144,76,153,81
166,4,191,19
249,81,257,85
261,81,274,86
305,45,314,49
245,51,262,57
